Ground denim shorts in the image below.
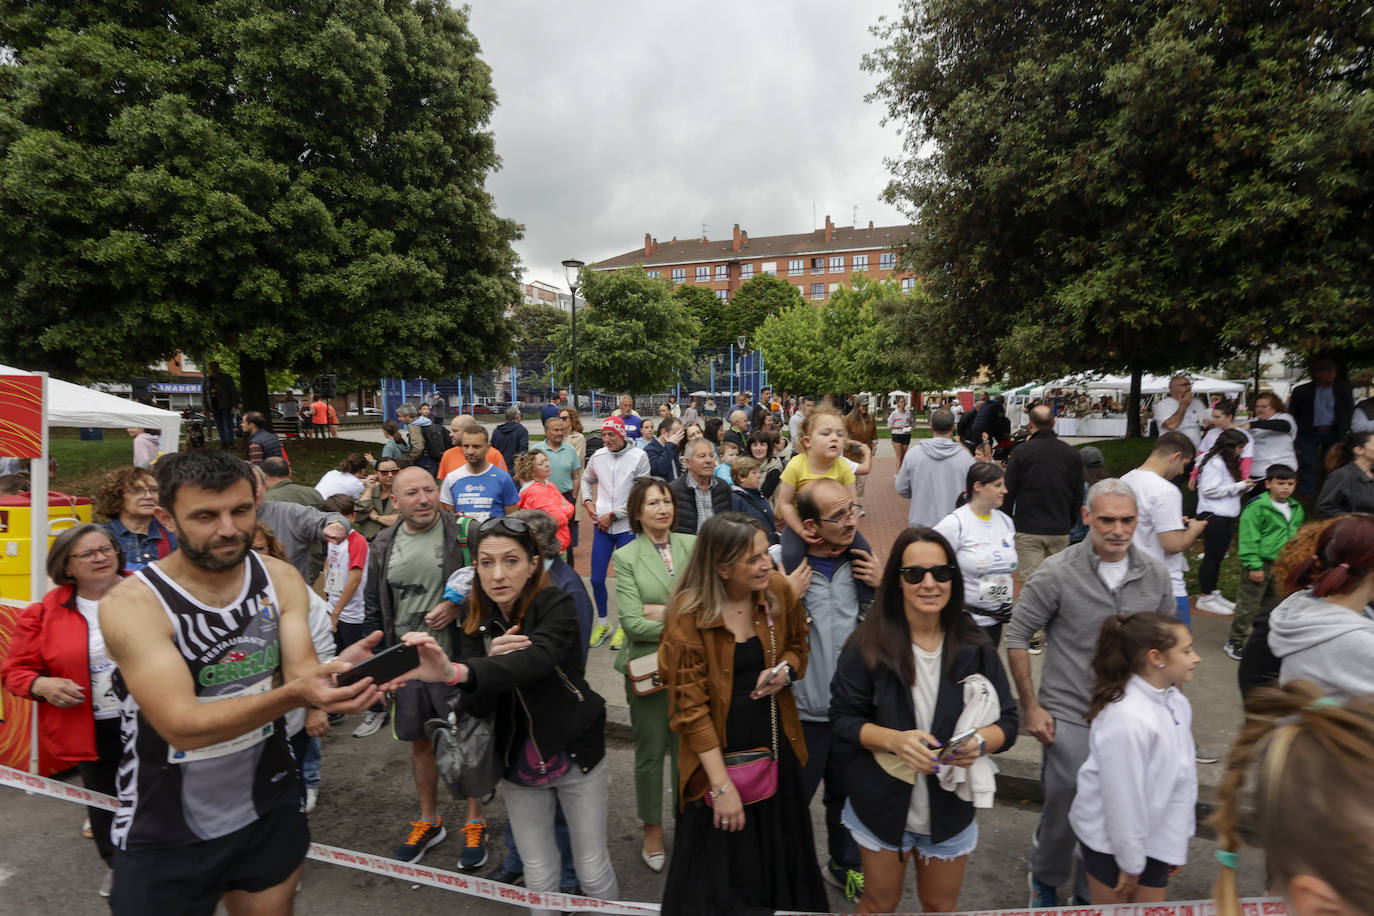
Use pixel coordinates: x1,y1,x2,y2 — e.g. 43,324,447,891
841,799,979,860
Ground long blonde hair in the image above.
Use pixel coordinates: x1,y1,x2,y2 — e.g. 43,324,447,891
1210,681,1374,915
666,512,768,628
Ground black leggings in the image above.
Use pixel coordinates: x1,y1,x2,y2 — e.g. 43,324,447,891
1196,512,1237,595
78,716,123,866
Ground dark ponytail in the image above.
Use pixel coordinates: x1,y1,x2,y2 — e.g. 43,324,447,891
1199,428,1247,482
1085,612,1182,721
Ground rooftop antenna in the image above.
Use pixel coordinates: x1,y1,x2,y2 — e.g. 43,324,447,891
852,204,859,226
702,222,708,239
812,201,816,229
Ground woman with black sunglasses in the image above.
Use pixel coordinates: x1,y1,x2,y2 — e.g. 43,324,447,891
412,515,617,915
355,457,406,540
829,527,1018,913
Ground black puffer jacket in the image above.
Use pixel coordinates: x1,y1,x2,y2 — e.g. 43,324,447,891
669,474,733,534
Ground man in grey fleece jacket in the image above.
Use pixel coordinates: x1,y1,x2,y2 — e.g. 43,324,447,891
1005,478,1174,906
895,407,973,527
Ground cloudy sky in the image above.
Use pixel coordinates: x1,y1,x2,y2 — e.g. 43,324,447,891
465,0,910,292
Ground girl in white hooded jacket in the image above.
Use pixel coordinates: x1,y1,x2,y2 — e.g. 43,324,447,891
1070,612,1199,904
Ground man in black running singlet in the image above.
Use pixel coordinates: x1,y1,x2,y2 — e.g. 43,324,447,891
99,449,415,915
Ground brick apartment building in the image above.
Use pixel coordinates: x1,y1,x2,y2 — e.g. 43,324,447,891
591,215,919,302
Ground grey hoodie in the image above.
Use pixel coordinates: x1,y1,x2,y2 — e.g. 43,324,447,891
1268,590,1374,697
895,435,975,527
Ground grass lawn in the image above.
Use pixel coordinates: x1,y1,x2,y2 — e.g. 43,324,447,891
49,428,368,519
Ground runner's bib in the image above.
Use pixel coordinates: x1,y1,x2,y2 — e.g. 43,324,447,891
978,573,1014,606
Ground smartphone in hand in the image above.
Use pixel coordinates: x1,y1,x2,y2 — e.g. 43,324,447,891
335,642,420,688
937,727,980,763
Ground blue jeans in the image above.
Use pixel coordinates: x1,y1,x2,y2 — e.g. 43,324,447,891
1297,428,1342,496
590,528,634,619
502,805,578,889
303,736,321,789
214,407,236,446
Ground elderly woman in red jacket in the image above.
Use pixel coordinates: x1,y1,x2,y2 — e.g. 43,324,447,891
2,524,126,892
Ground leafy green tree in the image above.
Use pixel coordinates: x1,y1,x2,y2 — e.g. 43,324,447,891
726,275,806,349
673,285,731,351
511,302,568,394
552,267,698,395
866,0,1374,431
0,1,522,411
754,301,824,394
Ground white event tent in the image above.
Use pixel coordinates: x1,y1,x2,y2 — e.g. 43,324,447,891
0,364,182,450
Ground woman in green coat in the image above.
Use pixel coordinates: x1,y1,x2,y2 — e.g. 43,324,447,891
613,477,696,874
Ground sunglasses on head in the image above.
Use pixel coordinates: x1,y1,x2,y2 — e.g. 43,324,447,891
477,516,530,537
899,563,957,584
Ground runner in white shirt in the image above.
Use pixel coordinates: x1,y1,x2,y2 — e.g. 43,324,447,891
934,462,1018,646
1121,433,1207,627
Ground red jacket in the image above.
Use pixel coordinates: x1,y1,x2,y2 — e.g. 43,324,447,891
518,480,575,550
1,584,103,765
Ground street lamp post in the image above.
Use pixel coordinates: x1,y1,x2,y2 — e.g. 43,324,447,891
562,258,585,410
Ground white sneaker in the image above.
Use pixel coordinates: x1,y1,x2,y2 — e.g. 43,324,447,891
352,709,387,738
1214,592,1236,610
1195,593,1234,616
305,787,318,813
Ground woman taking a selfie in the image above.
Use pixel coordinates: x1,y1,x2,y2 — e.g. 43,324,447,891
830,527,1018,914
423,516,617,915
658,512,827,915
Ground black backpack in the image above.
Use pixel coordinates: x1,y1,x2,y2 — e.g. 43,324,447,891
421,422,448,461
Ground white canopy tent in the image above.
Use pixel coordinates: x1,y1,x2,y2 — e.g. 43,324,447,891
0,364,182,450
1030,372,1246,398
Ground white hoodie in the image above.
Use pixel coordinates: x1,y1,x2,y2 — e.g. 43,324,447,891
1070,675,1196,876
1268,590,1374,698
580,443,651,535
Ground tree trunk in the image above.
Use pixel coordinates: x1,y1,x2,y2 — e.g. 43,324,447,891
1125,363,1144,439
238,353,270,418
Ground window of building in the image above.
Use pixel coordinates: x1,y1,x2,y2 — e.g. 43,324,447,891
788,259,804,276
811,257,826,274
901,277,915,293
646,269,660,279
852,254,869,273
829,255,845,272
880,252,897,270
829,283,841,295
797,285,807,298
671,267,686,283
810,283,826,300
714,264,728,281
696,266,710,282
740,263,754,280
760,261,776,276
715,289,729,302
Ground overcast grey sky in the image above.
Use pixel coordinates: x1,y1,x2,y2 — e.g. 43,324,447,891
465,0,909,292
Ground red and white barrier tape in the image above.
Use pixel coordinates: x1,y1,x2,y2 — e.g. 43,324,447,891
2,764,1286,915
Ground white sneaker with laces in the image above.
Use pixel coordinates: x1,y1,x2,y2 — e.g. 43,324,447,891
352,709,386,738
305,786,319,813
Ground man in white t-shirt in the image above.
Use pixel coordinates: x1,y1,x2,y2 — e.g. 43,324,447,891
1121,432,1207,627
438,426,519,521
1151,374,1210,447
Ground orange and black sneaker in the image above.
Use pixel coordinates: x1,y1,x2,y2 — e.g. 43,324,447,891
393,816,446,864
458,816,489,870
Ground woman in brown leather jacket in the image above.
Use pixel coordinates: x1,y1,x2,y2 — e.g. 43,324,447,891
658,512,828,915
